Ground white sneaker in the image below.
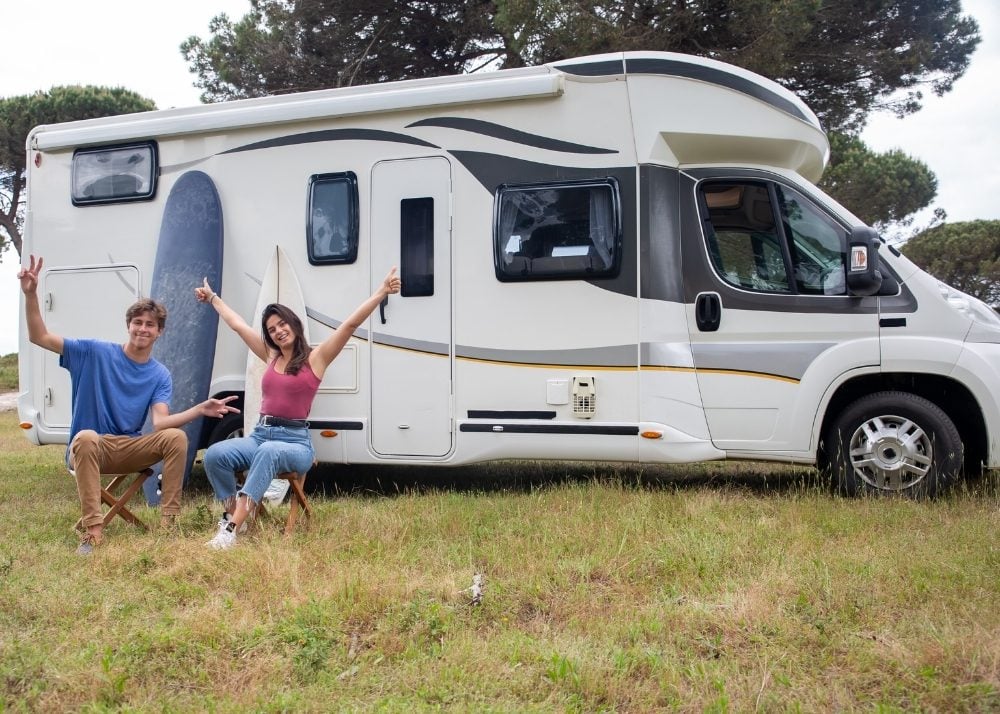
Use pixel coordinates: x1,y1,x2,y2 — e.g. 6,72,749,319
206,525,237,550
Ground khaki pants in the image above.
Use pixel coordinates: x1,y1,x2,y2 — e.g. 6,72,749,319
70,429,188,528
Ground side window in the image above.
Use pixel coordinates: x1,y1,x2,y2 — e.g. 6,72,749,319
72,143,157,205
308,172,358,265
777,185,847,295
700,180,847,296
494,179,621,281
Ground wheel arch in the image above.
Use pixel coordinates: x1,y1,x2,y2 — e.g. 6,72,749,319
816,372,986,476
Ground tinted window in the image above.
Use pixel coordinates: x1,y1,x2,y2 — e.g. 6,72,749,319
400,197,434,297
494,179,621,281
308,172,358,265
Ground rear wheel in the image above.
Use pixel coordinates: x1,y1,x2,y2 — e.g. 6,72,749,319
825,391,962,498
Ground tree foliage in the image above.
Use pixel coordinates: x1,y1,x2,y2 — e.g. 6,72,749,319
180,0,500,99
902,221,1000,304
0,86,155,258
183,0,979,133
819,132,938,229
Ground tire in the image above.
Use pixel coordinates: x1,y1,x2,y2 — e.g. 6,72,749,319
207,412,244,446
825,391,962,498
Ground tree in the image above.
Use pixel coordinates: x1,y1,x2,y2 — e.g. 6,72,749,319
180,0,500,101
183,0,979,134
902,221,1000,304
0,86,156,259
819,132,938,231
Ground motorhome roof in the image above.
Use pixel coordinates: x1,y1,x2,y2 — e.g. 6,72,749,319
30,52,821,153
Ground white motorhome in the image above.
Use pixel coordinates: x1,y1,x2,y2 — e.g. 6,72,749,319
19,51,1000,497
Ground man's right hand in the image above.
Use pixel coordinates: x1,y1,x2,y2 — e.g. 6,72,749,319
18,254,43,295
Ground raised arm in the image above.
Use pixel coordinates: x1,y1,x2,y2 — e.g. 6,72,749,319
18,255,64,354
310,267,401,375
195,278,269,362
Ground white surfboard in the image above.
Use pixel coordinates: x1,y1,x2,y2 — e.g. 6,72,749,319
246,245,311,504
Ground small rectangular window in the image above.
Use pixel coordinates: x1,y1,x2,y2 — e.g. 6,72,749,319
308,172,359,265
400,197,434,297
494,179,621,282
71,142,157,205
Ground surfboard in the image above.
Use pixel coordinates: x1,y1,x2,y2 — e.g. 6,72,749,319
142,170,224,504
246,245,311,505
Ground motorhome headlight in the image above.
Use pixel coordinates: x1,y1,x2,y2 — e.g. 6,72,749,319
937,281,1000,327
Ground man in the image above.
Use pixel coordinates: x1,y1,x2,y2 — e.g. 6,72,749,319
19,255,239,554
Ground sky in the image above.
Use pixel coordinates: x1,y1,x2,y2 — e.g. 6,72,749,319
1,0,998,356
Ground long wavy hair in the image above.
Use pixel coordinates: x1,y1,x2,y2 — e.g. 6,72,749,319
261,303,311,375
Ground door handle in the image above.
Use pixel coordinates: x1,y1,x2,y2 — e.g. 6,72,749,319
695,293,721,332
379,296,389,324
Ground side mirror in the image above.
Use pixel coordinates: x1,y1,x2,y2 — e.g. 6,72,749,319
845,226,883,297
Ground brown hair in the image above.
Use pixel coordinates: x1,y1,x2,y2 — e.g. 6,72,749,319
125,298,167,330
261,303,311,375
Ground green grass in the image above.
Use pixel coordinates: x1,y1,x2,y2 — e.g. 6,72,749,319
0,410,997,711
0,353,17,392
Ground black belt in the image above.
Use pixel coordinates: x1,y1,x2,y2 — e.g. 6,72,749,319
258,415,310,429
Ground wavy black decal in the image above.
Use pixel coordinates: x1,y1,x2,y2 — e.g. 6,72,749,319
553,59,625,77
553,57,814,127
626,58,814,126
407,117,617,155
220,128,439,155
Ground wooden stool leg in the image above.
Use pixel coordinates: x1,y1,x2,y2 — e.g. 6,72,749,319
284,475,312,536
103,471,151,530
74,469,152,532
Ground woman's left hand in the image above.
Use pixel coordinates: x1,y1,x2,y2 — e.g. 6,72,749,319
195,277,217,304
382,267,401,296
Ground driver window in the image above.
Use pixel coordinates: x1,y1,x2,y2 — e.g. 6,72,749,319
776,185,847,295
700,180,847,296
700,182,791,293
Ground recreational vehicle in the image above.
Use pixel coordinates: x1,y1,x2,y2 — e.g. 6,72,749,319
18,51,1000,497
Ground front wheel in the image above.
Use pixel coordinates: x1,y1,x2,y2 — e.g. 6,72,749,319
824,391,962,498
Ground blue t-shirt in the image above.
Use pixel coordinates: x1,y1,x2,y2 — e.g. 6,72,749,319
60,339,172,447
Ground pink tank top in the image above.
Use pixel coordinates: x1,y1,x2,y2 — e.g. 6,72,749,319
259,359,321,419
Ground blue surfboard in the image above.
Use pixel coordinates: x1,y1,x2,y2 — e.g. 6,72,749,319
143,170,224,504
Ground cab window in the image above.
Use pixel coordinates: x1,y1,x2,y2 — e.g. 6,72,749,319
700,180,847,295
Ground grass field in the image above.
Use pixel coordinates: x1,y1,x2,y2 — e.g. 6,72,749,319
0,410,997,712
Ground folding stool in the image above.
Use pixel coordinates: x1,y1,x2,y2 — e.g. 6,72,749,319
73,467,155,532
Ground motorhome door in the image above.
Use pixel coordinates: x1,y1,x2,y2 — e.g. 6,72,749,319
39,266,141,428
370,157,453,457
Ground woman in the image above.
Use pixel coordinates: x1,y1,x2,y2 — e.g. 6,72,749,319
195,267,400,549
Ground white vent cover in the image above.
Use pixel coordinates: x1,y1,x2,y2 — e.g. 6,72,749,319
572,376,596,418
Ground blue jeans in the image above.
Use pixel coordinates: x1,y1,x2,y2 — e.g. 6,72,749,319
203,424,314,505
